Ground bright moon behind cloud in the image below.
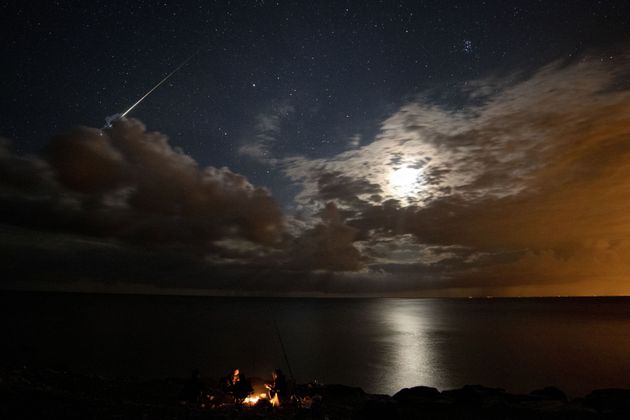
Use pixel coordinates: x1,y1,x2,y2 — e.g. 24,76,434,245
389,166,421,198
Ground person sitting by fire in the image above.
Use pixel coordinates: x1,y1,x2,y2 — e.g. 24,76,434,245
221,368,253,403
265,368,289,406
179,368,206,406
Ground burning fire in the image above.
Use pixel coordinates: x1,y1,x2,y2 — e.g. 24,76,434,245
243,393,269,406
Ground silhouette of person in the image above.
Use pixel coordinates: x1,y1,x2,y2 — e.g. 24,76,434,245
221,368,253,402
265,369,289,406
180,368,205,405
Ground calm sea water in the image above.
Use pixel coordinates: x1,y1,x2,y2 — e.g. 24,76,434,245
2,292,630,396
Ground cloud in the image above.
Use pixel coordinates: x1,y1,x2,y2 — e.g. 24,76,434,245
316,171,382,208
0,119,286,251
46,127,128,194
4,53,630,296
280,54,630,294
348,134,361,148
289,202,363,271
238,102,294,164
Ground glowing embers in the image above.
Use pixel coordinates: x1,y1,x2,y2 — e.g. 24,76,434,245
389,166,422,199
243,392,270,406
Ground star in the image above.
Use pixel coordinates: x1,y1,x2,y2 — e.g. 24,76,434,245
463,39,473,54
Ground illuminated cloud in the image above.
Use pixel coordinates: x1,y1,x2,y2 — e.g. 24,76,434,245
280,54,630,294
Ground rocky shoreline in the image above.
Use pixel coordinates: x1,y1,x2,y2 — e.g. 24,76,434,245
2,366,630,419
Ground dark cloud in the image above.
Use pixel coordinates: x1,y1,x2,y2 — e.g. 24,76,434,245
289,202,362,271
0,140,56,193
0,119,285,250
46,127,128,194
317,171,382,205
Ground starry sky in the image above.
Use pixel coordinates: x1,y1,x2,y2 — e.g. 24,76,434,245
2,1,630,296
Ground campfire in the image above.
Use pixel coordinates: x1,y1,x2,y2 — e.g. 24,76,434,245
243,392,269,406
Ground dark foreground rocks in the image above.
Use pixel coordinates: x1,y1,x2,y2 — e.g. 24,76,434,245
2,366,630,419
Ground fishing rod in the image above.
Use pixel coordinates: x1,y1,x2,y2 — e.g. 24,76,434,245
271,309,295,382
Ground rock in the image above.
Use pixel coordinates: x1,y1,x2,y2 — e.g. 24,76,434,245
530,386,567,401
582,388,630,414
322,384,366,403
392,386,440,403
442,384,506,405
355,397,399,420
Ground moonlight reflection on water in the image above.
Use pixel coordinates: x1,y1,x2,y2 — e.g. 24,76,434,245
377,299,447,392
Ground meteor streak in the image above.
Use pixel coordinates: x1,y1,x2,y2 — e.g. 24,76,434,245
104,50,199,128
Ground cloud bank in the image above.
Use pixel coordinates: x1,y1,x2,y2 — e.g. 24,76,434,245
3,54,630,296
279,55,630,295
1,119,285,251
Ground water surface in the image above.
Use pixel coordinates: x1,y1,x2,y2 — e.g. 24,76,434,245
2,292,630,396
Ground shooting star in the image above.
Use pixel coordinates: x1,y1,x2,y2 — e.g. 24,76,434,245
104,50,199,128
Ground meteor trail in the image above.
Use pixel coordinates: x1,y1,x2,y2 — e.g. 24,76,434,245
104,50,199,127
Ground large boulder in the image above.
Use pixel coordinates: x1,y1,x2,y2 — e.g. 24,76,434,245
355,397,399,420
442,384,507,406
393,386,440,403
582,388,630,414
529,386,568,401
322,384,366,404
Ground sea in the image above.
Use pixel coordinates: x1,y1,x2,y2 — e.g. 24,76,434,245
2,291,630,397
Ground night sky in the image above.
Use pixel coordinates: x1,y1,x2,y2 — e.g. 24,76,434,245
2,1,630,296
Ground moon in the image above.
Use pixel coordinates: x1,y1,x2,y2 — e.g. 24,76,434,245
389,166,421,198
